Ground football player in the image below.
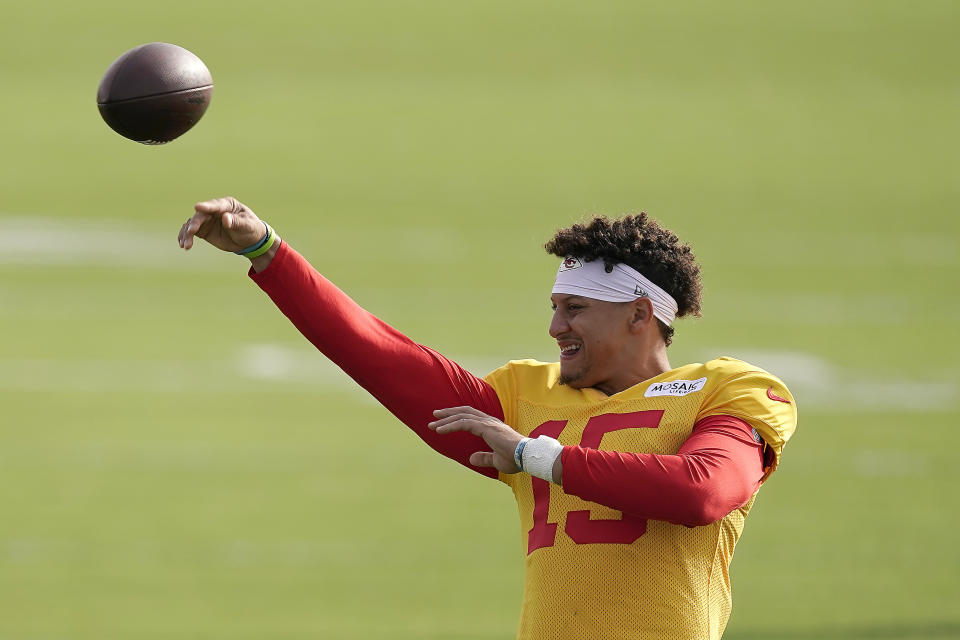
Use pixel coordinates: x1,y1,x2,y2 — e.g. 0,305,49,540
178,197,796,640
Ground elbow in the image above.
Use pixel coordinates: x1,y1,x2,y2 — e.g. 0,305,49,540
678,505,726,528
673,486,746,528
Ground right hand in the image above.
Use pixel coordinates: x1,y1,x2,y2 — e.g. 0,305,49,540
178,196,264,252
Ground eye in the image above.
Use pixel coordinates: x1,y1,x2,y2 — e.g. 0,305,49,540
551,301,586,313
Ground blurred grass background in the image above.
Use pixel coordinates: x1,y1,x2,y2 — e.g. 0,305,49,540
0,1,957,638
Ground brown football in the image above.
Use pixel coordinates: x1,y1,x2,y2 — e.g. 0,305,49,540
97,42,213,144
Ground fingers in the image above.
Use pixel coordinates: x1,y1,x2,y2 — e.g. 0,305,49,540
178,211,211,250
194,196,242,215
469,451,497,468
431,406,488,420
430,408,524,474
191,196,240,237
470,451,522,474
428,406,499,434
427,413,481,435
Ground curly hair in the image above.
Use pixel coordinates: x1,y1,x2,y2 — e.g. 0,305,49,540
544,213,702,346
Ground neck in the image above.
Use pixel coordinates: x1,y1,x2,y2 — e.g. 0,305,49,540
593,345,671,396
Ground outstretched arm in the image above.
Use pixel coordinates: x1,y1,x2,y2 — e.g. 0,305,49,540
179,197,503,477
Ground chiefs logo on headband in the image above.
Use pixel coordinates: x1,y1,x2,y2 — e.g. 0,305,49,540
559,257,582,272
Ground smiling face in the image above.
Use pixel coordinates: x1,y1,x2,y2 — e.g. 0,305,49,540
549,293,642,394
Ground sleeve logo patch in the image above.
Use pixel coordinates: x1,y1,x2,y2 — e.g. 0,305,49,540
559,257,583,272
644,377,707,397
766,387,791,404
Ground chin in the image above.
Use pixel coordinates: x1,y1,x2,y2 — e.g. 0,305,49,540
558,367,589,388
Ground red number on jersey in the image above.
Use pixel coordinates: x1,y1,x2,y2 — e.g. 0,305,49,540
527,410,664,553
526,420,566,554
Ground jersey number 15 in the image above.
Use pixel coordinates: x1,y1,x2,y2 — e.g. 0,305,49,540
527,410,663,554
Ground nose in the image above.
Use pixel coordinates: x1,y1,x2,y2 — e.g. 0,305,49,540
549,308,569,339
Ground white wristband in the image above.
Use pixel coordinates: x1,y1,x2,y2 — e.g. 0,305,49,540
522,435,564,482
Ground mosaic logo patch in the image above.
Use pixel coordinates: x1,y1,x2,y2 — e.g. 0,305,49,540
644,377,707,398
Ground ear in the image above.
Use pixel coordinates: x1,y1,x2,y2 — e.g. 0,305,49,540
627,298,655,334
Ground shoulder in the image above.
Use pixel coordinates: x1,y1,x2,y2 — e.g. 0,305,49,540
483,359,590,419
697,356,795,417
484,359,561,396
676,356,792,392
642,357,782,396
703,356,775,379
695,356,797,477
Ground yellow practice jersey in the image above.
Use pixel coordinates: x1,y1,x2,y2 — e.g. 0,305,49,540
484,356,797,640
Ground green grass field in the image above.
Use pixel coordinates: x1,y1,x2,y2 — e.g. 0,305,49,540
1,1,958,638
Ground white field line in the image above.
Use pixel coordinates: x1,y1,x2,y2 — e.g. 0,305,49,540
2,538,370,567
6,216,952,269
0,353,357,394
4,216,955,326
699,230,958,268
702,348,958,412
0,344,954,413
853,450,929,477
0,216,468,268
0,215,236,269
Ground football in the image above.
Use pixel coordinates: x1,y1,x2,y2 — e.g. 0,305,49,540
97,42,213,144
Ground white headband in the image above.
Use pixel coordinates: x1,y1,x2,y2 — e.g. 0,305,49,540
552,257,679,326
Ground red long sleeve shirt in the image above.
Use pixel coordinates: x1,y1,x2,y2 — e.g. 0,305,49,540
250,241,765,525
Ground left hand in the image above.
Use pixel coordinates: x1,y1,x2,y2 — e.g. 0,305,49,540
428,406,524,474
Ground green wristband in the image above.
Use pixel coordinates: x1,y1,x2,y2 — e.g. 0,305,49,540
245,225,278,259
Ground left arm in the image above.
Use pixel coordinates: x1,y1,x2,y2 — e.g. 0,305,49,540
559,415,765,526
429,411,765,527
